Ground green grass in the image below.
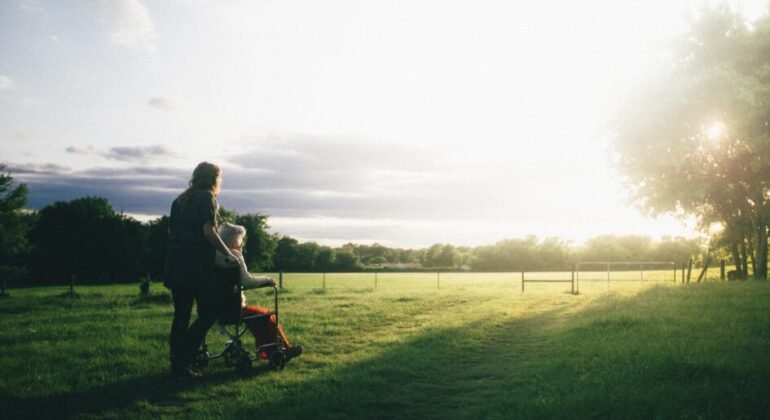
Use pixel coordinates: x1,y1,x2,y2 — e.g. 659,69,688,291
1,276,768,419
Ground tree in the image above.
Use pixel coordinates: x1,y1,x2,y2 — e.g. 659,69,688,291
295,242,320,271
473,237,536,271
0,167,31,295
653,236,704,264
144,216,169,279
273,236,300,271
611,6,770,279
333,248,361,271
580,235,653,262
437,244,458,268
28,196,143,285
314,246,335,272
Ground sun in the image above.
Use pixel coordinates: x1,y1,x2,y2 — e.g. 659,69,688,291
705,121,727,141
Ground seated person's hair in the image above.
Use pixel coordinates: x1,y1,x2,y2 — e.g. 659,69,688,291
219,222,247,246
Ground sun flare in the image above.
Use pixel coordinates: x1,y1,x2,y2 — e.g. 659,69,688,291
705,121,727,141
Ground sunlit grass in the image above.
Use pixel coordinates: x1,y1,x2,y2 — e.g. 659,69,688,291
267,269,697,292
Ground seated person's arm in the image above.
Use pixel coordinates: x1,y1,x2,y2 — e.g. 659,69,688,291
233,251,276,289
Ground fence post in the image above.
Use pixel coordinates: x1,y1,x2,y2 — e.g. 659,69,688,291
521,270,525,293
696,255,711,283
681,262,686,284
576,264,580,293
279,271,283,290
686,259,692,283
375,271,378,290
674,264,677,283
640,263,644,283
720,260,725,281
323,272,326,289
571,264,575,294
437,271,440,290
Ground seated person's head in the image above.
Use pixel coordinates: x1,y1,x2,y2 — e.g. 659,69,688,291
218,222,247,250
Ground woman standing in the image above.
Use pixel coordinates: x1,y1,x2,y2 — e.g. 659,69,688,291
164,162,237,379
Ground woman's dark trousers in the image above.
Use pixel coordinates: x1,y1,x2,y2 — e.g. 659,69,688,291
170,283,219,371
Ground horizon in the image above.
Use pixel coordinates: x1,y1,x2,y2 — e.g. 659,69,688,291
121,209,698,250
2,0,767,248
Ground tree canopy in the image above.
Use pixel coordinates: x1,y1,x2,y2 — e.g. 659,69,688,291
28,196,144,284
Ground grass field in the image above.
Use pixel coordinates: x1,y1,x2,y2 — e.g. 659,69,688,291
1,273,768,419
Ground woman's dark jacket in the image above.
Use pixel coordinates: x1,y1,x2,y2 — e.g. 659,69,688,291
164,189,218,290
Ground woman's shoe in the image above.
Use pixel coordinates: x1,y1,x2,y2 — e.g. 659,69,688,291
285,345,303,362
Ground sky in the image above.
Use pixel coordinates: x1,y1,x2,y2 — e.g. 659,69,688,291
1,0,768,248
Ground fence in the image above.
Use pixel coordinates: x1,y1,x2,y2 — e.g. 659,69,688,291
271,271,516,291
257,264,683,294
575,261,679,293
520,268,576,294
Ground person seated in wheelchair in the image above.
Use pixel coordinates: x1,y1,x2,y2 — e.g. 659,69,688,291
214,222,303,362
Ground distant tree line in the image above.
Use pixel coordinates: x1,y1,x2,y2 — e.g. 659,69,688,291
0,168,708,288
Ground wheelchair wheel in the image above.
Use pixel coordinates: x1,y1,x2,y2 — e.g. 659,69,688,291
223,342,238,367
235,354,252,374
269,350,286,371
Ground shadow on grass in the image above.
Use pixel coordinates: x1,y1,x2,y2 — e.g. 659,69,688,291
225,285,770,419
0,362,278,418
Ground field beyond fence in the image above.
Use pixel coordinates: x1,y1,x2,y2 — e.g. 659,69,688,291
269,263,728,293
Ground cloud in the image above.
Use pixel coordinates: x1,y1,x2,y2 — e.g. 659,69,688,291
103,145,172,162
227,134,451,192
19,1,46,15
65,145,92,154
93,0,157,51
216,133,523,222
8,131,485,223
0,75,13,91
65,144,172,162
147,97,173,110
5,132,559,245
10,163,184,215
49,35,60,44
6,163,70,175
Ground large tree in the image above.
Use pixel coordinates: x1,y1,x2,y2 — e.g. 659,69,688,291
28,196,144,284
611,6,770,279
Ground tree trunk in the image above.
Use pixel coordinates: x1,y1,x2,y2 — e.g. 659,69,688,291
747,233,757,278
756,223,768,280
696,253,711,282
741,239,749,279
731,242,743,279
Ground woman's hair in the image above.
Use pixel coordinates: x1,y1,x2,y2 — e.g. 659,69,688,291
218,222,247,248
178,162,221,202
189,162,221,193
